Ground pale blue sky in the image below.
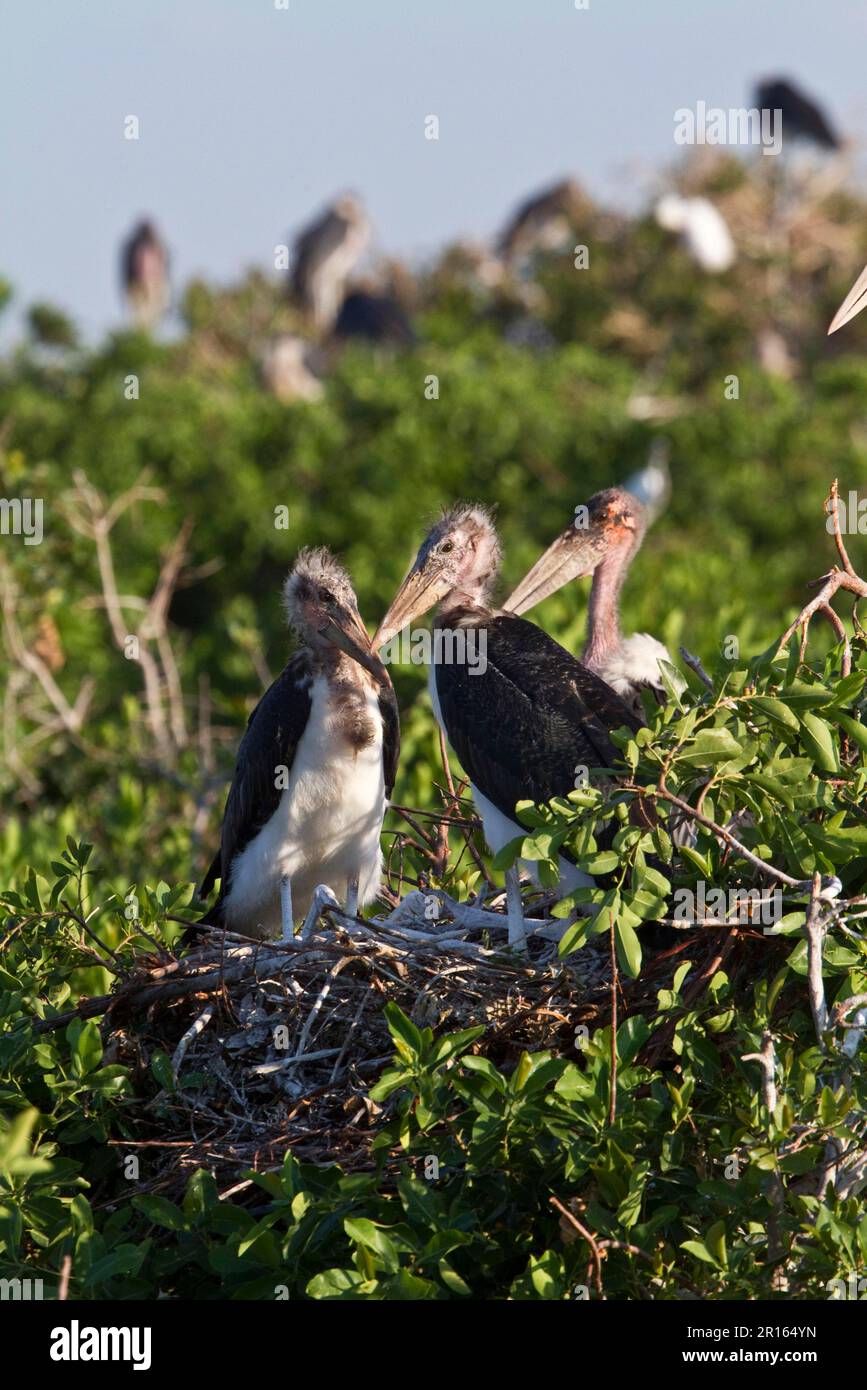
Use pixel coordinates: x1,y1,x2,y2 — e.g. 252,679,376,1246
3,0,867,342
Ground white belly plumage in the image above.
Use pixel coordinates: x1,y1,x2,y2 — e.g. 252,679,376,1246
428,664,592,895
222,676,386,937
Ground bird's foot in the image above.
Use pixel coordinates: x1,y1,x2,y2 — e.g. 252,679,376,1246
505,865,528,953
279,873,294,943
300,884,340,941
345,874,360,920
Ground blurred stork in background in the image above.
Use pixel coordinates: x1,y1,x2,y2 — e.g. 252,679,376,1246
290,194,370,332
755,77,842,152
498,179,588,267
122,219,169,330
655,194,736,273
260,335,324,403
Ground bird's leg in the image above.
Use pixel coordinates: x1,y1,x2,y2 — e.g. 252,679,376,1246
280,873,294,942
345,874,359,920
300,884,340,941
505,865,528,953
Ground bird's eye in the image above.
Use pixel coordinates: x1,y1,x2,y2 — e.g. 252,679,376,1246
440,541,454,554
318,587,333,604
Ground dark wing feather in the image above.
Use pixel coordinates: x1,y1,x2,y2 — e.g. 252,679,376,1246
201,652,313,905
434,614,640,825
335,291,416,345
377,675,401,799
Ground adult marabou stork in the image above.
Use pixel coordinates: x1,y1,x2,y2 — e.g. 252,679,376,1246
373,505,641,949
504,488,671,718
200,549,399,940
121,219,169,330
290,195,370,332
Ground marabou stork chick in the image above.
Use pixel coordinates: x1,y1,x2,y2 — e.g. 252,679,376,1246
505,488,671,718
290,194,370,332
121,219,169,329
374,505,641,950
200,550,399,941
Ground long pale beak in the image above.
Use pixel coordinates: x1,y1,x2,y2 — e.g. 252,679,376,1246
829,261,867,335
504,530,600,616
320,607,388,682
373,565,450,649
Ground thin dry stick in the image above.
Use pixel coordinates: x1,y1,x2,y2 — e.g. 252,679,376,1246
550,1196,604,1297
775,480,867,677
171,1002,216,1079
608,911,618,1126
680,645,714,692
804,872,828,1042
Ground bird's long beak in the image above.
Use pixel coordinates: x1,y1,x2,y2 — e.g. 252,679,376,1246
373,564,451,650
504,529,601,616
829,261,867,335
320,607,389,682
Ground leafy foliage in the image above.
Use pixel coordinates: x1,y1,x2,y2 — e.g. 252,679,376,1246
2,153,867,1298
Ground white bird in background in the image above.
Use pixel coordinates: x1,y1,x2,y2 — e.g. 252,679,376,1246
655,194,736,274
290,194,370,333
623,439,672,528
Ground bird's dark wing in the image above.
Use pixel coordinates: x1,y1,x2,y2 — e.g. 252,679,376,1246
377,675,401,799
291,211,350,298
434,614,641,825
201,652,313,902
121,229,144,291
335,292,416,345
756,80,840,150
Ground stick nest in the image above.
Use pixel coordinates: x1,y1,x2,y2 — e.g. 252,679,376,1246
85,887,768,1200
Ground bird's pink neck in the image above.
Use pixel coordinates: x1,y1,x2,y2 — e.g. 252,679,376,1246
583,550,627,670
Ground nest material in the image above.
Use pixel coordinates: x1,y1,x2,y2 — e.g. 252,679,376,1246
90,887,760,1199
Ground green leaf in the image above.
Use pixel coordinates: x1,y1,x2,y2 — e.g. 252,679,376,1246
681,1239,716,1266
798,712,840,774
383,1003,424,1063
681,728,744,767
615,913,643,979
748,696,800,733
131,1194,188,1230
344,1218,401,1273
